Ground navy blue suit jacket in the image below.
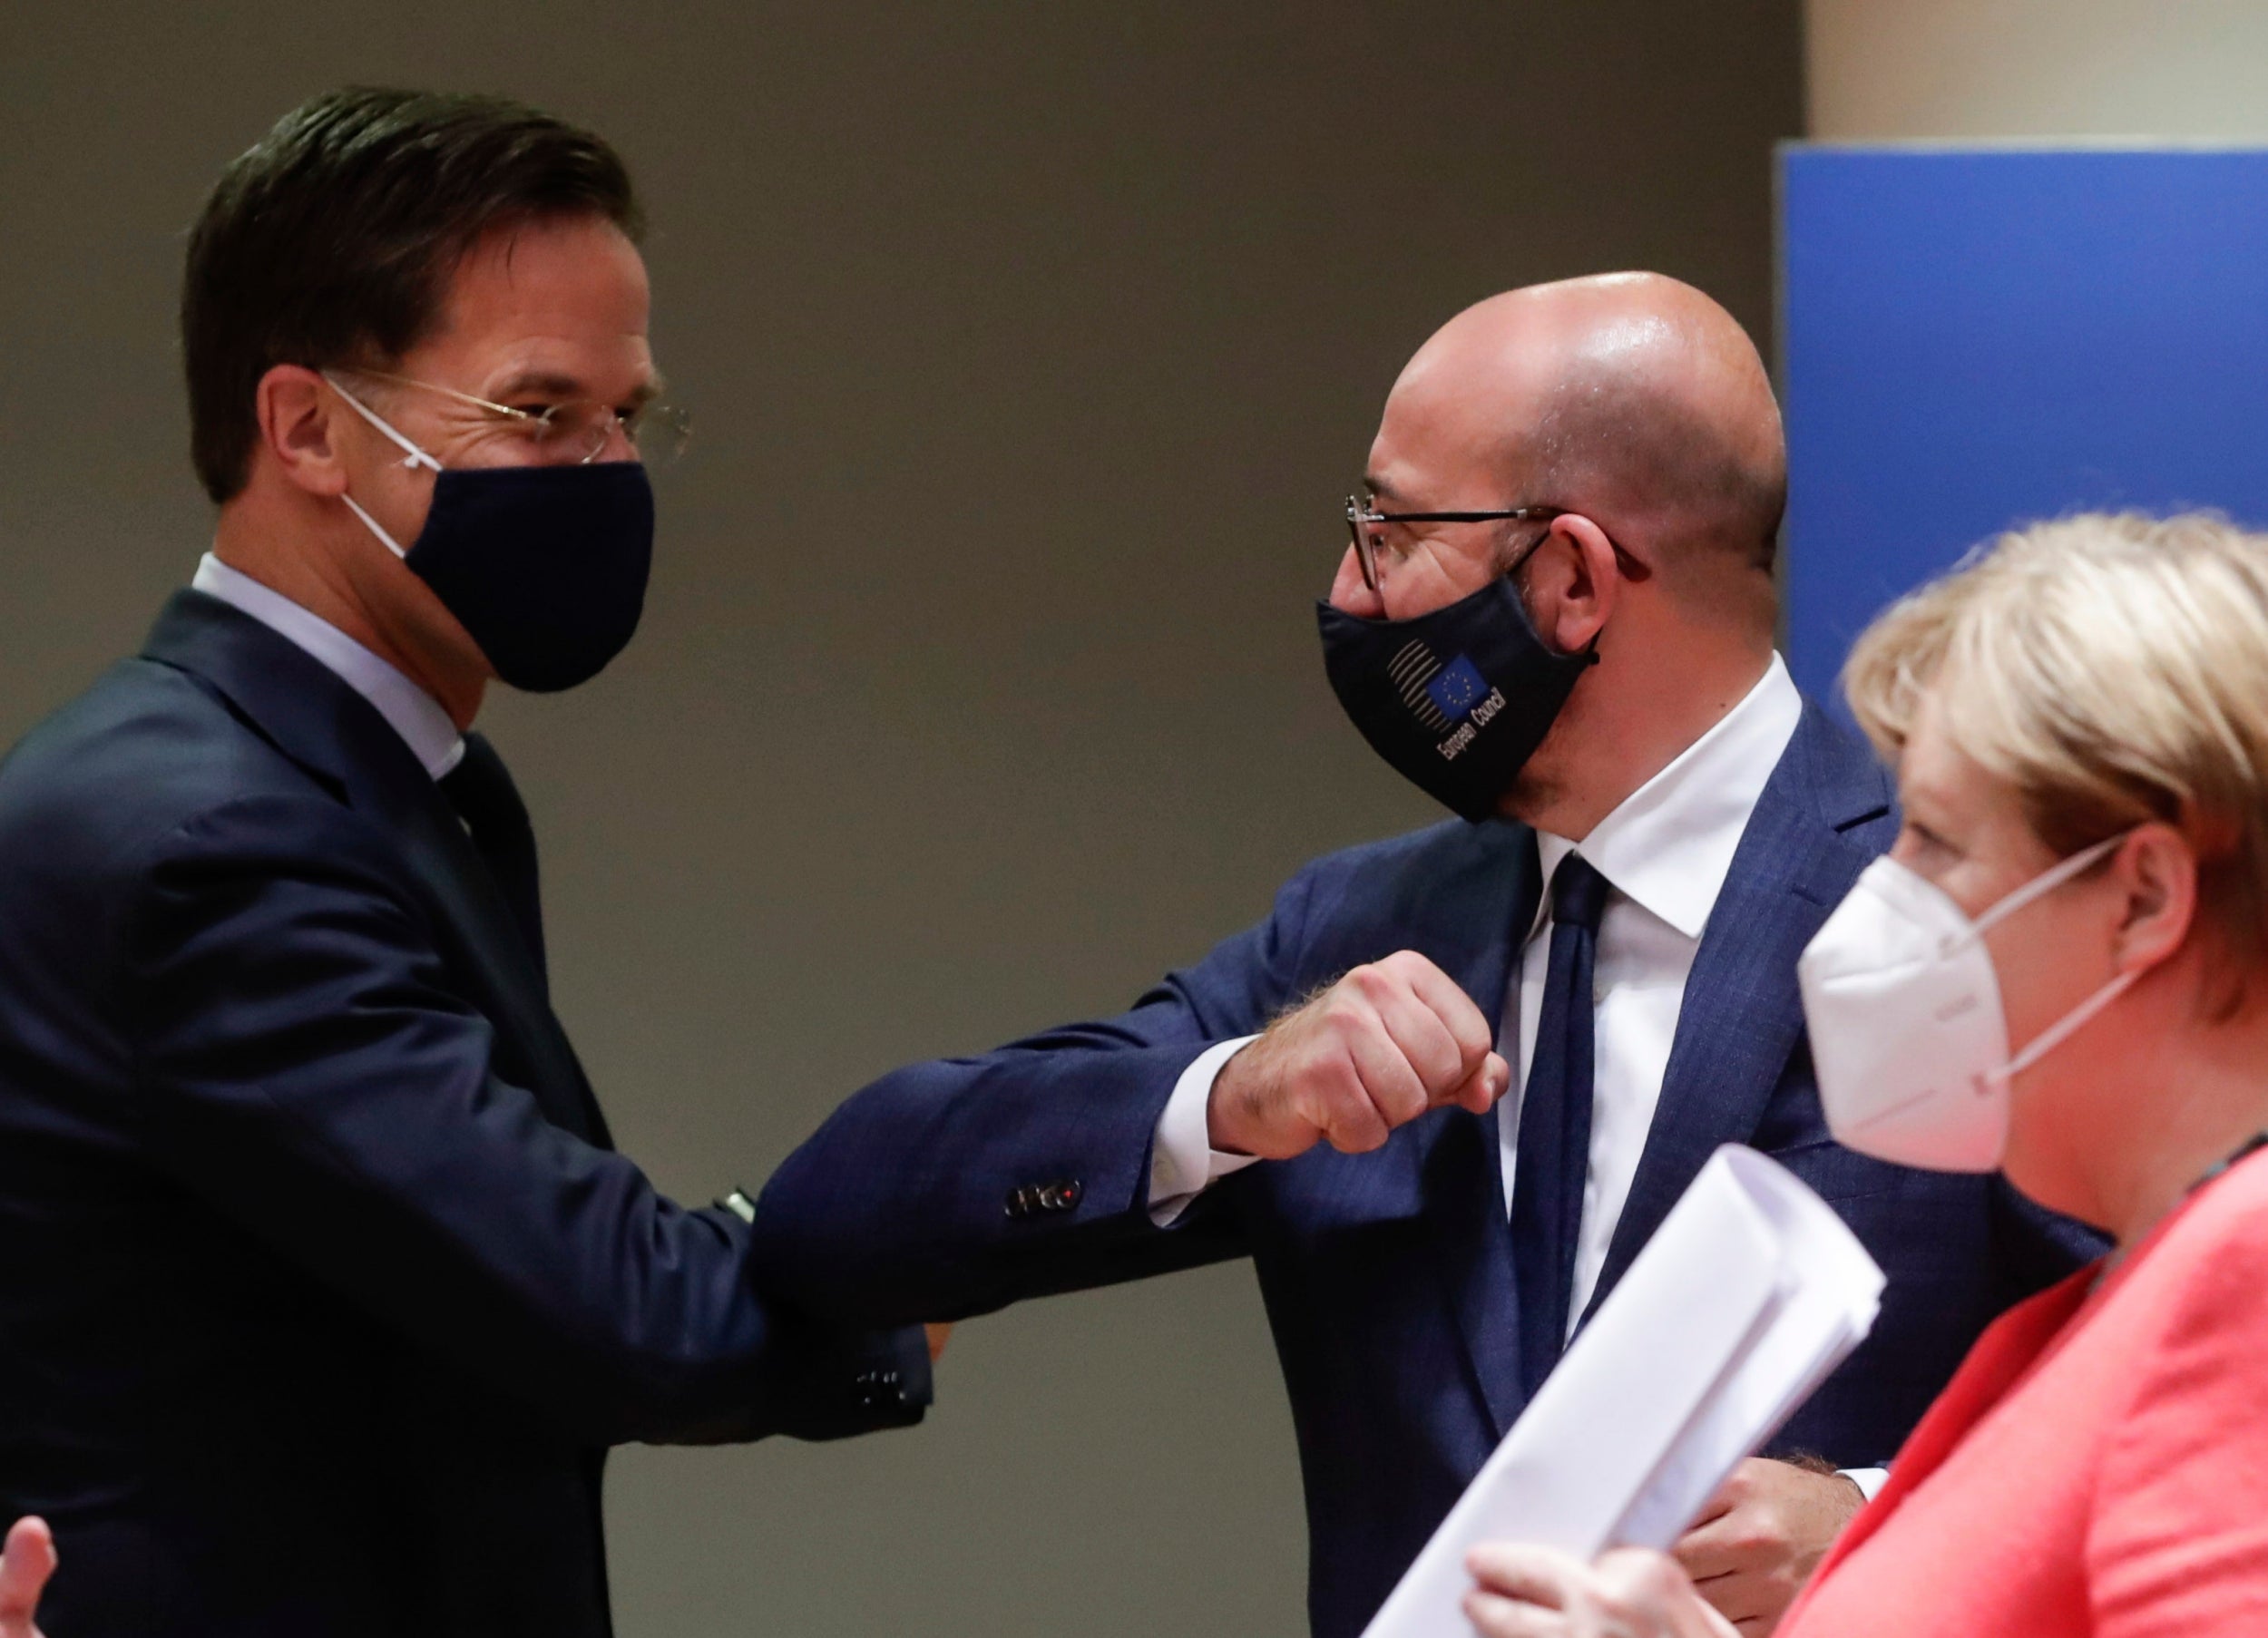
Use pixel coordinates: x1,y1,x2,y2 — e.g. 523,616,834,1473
753,701,2097,1638
0,592,928,1638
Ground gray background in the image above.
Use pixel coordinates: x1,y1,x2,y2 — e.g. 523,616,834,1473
0,5,1799,1632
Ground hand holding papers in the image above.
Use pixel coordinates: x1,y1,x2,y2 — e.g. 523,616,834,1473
1363,1145,1885,1638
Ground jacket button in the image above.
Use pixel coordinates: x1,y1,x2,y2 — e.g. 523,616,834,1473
1004,1185,1032,1219
853,1367,907,1410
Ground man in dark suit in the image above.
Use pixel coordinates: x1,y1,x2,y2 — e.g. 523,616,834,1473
0,90,929,1637
752,274,2097,1637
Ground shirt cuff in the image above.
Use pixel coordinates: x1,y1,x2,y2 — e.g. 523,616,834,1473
1838,1467,1890,1502
1147,1036,1263,1225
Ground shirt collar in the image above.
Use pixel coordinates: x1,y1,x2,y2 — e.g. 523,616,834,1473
1533,653,1803,941
191,553,466,781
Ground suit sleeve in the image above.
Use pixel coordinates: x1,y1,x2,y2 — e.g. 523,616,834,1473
122,795,927,1448
2088,1199,2268,1634
748,859,1328,1328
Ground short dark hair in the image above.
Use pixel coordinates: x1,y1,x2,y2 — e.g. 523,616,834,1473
182,87,642,503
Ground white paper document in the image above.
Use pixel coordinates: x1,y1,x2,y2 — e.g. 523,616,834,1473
1361,1144,1885,1638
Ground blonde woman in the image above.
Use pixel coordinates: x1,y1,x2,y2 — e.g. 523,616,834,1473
1466,512,2268,1636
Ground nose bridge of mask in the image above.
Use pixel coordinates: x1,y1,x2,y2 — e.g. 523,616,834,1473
1843,852,1975,966
322,373,443,561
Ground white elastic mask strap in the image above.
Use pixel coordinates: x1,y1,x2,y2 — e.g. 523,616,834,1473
338,492,410,561
1970,831,2130,940
1999,968,2141,1083
1982,830,2142,1082
323,373,437,562
322,372,444,473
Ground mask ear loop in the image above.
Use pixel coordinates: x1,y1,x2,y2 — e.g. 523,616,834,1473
1970,829,2142,1085
1941,831,2131,957
1502,524,1606,668
321,372,443,561
1995,967,2141,1084
337,492,412,561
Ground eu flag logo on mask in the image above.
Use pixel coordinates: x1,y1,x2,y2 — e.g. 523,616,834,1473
1426,655,1489,721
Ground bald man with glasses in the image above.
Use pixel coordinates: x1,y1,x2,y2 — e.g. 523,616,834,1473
753,272,2099,1638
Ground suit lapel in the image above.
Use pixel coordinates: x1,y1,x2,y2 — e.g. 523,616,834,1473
142,591,607,1146
1578,703,1892,1327
1397,822,1542,1441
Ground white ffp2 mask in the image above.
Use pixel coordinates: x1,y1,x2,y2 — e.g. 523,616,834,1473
1797,833,2135,1173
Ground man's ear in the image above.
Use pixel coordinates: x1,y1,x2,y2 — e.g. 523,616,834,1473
256,365,351,499
1520,514,1620,654
2111,823,2197,975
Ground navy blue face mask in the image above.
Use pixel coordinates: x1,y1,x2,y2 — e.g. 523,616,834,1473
1316,558,1598,824
330,377,655,694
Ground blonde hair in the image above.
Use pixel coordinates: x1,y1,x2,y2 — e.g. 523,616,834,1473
1843,512,2268,993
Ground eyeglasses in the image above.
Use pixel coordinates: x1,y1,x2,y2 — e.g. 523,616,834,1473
1343,493,1652,592
343,369,692,466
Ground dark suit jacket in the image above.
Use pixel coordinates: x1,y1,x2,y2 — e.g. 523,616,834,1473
752,701,2099,1638
0,592,928,1638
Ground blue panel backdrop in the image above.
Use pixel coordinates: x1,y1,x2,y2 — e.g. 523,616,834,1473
1779,145,2268,705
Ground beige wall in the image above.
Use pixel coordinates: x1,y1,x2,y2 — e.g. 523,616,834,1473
0,2,1799,1631
1807,0,2268,138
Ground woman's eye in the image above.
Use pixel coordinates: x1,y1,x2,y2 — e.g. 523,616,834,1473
1905,823,1957,858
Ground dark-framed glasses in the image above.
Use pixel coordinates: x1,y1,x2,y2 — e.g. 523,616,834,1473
347,369,692,466
1344,495,1565,592
1342,493,1653,591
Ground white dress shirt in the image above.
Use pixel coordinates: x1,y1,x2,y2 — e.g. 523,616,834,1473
191,552,465,780
1506,655,1801,1331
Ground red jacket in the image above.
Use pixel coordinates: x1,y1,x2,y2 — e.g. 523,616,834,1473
1786,1146,2268,1636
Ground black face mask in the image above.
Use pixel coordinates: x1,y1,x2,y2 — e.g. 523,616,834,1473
328,369,655,694
1316,566,1597,823
401,463,655,694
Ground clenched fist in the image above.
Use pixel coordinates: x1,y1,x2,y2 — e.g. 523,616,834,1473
1209,951,1510,1159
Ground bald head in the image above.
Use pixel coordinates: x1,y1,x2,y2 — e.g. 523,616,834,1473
1383,273,1786,590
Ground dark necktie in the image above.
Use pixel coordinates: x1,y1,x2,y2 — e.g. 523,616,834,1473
439,731,547,984
1510,851,1609,1400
